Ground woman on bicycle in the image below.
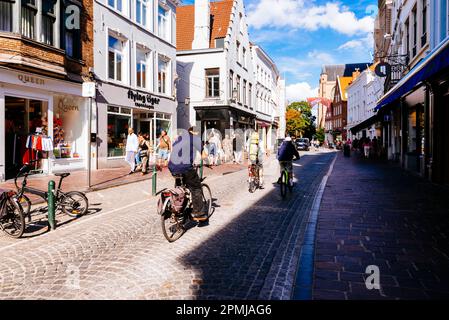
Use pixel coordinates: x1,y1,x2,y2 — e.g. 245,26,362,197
277,136,300,187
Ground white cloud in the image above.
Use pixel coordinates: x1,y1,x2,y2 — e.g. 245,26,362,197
338,33,374,51
286,82,318,102
276,51,335,81
247,0,375,36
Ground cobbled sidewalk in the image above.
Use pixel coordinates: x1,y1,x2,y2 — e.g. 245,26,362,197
312,152,449,300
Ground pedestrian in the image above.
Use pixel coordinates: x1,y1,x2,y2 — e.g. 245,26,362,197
139,133,153,175
203,141,210,166
233,132,243,164
157,130,171,169
135,132,144,171
208,131,221,166
125,128,139,174
372,137,379,159
363,138,371,159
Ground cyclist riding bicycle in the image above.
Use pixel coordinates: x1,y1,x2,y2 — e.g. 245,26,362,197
168,127,207,222
277,136,300,186
248,131,264,188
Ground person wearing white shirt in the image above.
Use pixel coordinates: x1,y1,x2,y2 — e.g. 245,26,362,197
125,128,139,174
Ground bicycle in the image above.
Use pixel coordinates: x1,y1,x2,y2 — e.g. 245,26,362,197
279,161,295,198
0,189,25,238
14,162,89,222
248,163,261,193
158,166,212,243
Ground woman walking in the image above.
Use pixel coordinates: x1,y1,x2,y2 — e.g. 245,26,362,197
139,134,153,175
157,130,171,169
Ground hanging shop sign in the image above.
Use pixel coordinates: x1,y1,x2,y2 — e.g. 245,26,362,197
127,90,160,109
375,62,392,78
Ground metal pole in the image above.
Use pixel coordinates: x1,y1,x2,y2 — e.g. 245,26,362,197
200,157,203,180
87,96,92,189
48,180,56,230
152,162,157,196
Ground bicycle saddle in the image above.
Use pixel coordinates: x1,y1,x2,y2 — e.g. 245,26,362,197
54,173,70,178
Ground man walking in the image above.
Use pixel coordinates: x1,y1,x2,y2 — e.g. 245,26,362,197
125,128,139,174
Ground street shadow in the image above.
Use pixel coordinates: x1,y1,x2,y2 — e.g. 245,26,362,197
177,152,336,300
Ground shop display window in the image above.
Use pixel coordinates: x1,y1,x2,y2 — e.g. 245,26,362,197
108,106,131,157
53,96,86,159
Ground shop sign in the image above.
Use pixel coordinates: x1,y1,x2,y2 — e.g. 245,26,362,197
57,98,79,113
18,74,45,86
82,82,96,98
128,90,160,109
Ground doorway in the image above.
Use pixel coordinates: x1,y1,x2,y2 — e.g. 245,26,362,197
4,97,47,180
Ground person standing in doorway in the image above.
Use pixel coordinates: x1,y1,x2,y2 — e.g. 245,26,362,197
125,128,139,174
157,130,171,169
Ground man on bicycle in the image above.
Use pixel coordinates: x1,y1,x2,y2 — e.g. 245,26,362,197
248,131,265,188
168,127,207,222
277,136,300,186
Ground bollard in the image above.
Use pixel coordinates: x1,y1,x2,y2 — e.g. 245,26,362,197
152,164,157,196
199,158,204,180
48,180,56,230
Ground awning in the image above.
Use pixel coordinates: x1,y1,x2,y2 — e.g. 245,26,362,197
349,114,380,134
376,38,449,111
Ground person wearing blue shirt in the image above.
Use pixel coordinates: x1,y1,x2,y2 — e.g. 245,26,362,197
277,136,300,186
168,127,207,221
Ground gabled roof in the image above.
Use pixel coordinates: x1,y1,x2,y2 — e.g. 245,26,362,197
337,76,353,102
176,0,234,51
322,63,371,82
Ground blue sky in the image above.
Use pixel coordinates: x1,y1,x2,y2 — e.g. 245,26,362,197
182,0,376,101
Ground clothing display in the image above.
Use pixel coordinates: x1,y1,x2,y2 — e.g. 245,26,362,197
25,135,53,152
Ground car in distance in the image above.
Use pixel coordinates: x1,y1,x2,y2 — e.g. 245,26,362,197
295,138,310,151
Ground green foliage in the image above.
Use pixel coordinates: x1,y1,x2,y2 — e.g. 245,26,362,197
315,127,325,144
285,101,317,139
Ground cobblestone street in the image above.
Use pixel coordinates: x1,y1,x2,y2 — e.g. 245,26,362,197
0,150,336,300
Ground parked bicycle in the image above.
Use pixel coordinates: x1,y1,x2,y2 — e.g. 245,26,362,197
14,161,89,222
248,164,261,193
0,189,25,238
158,166,212,242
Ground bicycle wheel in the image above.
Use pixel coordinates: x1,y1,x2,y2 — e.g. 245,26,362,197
60,191,89,217
0,198,25,238
280,170,288,198
17,194,32,221
160,198,185,242
201,184,213,218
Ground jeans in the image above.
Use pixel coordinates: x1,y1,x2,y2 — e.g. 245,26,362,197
180,169,203,214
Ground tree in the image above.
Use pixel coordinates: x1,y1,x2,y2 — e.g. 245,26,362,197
315,127,325,144
285,101,317,138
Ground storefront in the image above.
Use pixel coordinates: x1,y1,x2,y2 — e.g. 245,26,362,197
96,83,177,169
0,68,89,182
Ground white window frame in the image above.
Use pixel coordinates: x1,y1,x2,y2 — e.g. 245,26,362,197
136,45,151,90
205,68,220,98
158,55,170,95
108,34,125,83
158,4,169,42
136,0,150,28
0,0,14,32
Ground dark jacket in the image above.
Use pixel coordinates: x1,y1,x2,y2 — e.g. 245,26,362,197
168,133,202,175
277,141,300,162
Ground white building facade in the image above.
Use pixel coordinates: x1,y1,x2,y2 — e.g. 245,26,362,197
347,68,384,140
93,0,180,169
251,44,284,152
176,0,256,139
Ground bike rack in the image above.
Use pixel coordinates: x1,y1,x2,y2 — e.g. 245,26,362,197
47,180,56,230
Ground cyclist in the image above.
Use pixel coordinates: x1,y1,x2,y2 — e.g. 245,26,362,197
168,127,207,222
277,136,300,187
248,131,265,188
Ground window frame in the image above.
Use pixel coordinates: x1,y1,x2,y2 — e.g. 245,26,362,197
236,75,241,103
158,55,170,95
108,35,125,82
0,0,14,32
158,4,169,41
205,68,220,98
136,46,150,89
21,0,38,40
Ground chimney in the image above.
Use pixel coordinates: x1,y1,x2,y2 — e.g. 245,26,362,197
192,0,211,50
352,68,361,80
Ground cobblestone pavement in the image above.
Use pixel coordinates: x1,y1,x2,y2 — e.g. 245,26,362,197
0,150,336,300
312,152,449,300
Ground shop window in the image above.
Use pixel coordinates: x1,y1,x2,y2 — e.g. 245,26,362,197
41,0,56,45
158,4,168,41
21,0,37,39
108,35,125,82
136,47,150,89
158,55,169,94
205,68,220,98
107,107,131,157
53,96,86,159
0,0,13,32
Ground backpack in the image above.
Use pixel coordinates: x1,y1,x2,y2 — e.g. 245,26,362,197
249,134,259,162
169,187,186,213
